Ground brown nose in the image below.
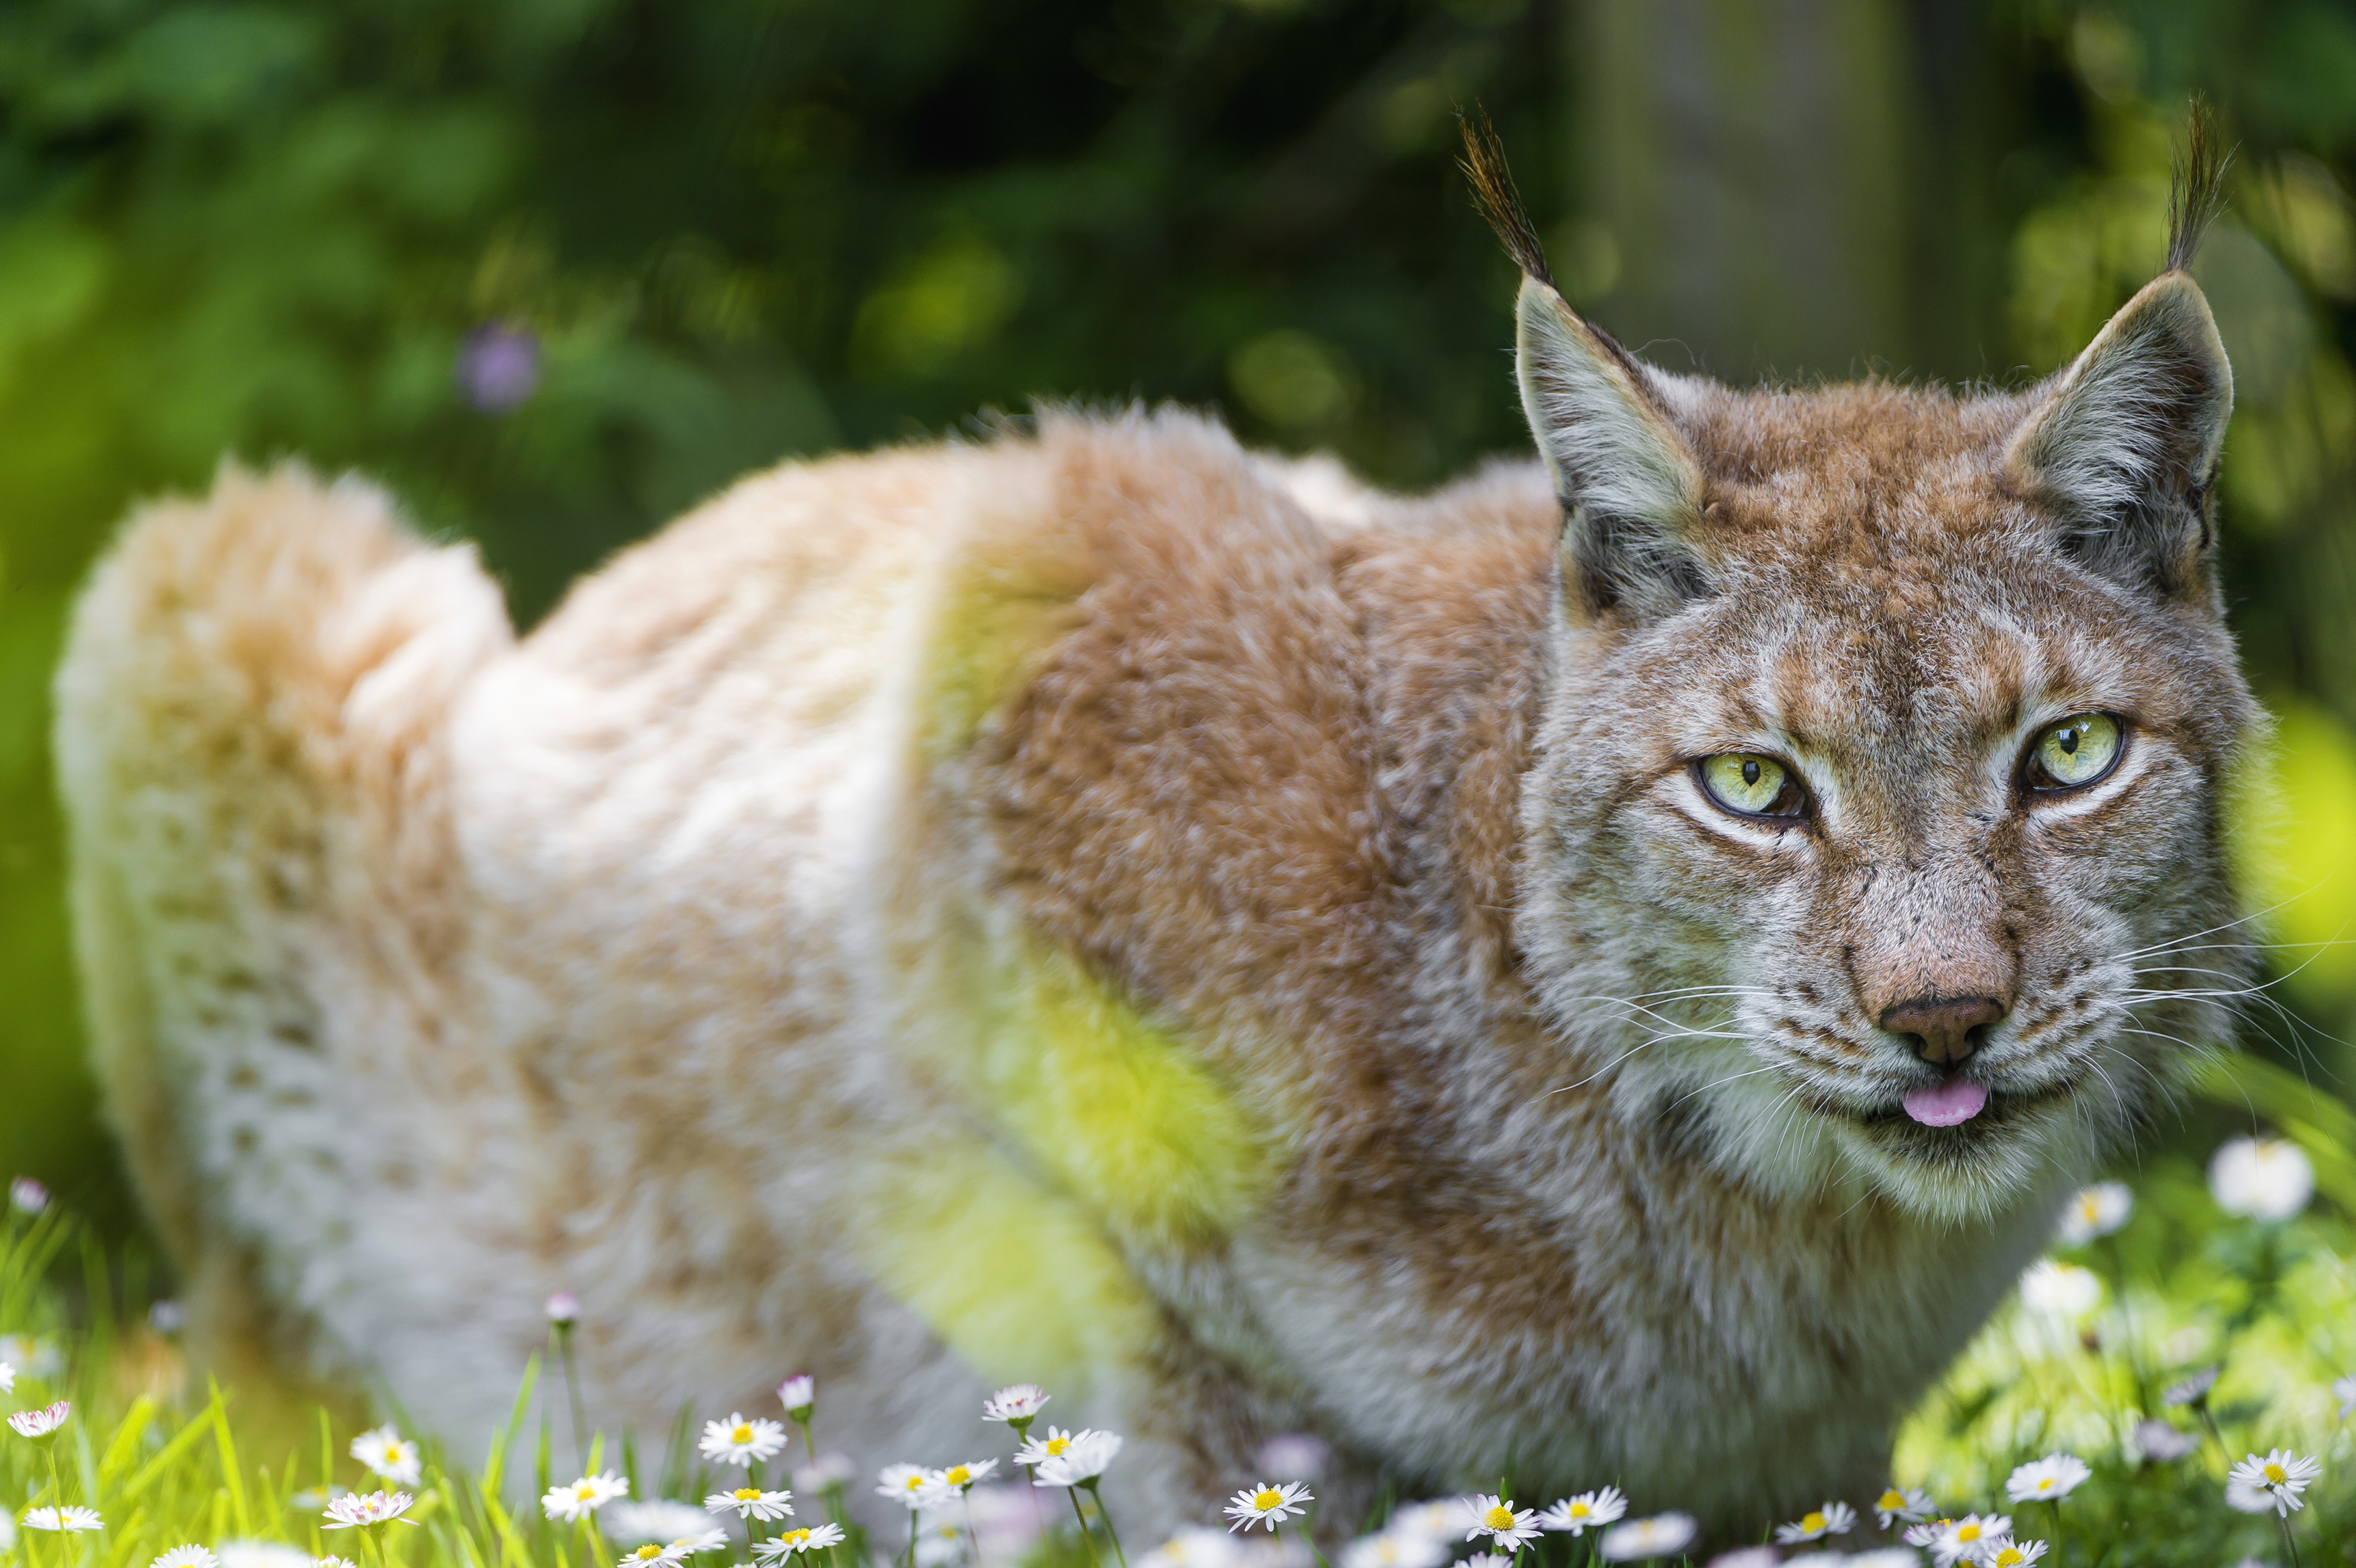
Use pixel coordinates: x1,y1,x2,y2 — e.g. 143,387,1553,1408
1880,995,2006,1066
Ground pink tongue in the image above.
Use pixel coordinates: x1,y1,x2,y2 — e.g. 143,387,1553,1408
1903,1078,1990,1127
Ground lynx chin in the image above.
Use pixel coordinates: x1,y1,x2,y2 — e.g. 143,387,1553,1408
55,112,2255,1540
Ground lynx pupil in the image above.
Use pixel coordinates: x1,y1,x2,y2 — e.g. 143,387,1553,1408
1741,759,1761,785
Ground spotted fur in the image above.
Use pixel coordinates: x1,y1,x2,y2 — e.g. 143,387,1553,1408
57,204,2255,1537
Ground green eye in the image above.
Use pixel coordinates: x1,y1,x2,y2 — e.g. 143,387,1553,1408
2027,712,2123,790
1698,753,1804,818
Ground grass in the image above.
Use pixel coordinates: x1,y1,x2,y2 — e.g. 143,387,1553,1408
2,1057,2351,1568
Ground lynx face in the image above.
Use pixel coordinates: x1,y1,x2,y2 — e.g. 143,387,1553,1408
1504,264,2257,1223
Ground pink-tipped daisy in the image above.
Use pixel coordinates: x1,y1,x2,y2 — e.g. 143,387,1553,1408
9,1400,69,1438
984,1384,1050,1426
321,1491,418,1529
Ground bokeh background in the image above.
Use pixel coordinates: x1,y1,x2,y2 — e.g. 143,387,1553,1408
5,0,2356,1236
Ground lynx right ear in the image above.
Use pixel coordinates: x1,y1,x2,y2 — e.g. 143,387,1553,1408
1515,280,1711,621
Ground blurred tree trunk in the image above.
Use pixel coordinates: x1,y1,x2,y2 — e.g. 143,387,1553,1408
1571,0,2002,385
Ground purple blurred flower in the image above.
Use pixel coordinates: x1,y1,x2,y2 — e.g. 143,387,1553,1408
458,324,541,413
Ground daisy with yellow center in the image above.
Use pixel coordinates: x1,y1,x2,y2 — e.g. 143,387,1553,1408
2227,1449,2322,1516
876,1464,933,1512
1461,1496,1540,1553
699,1413,788,1468
703,1485,795,1523
1775,1502,1856,1545
754,1524,846,1564
1537,1488,1626,1537
1224,1481,1313,1534
917,1459,999,1508
543,1470,629,1522
1988,1542,2047,1568
2004,1454,2089,1505
1927,1514,2009,1568
1874,1488,1932,1530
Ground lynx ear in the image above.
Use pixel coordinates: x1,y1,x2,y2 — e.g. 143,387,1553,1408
2004,271,2233,598
1516,279,1711,621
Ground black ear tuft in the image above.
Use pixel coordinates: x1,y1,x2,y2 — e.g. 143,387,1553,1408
2166,97,2234,275
1457,104,1555,291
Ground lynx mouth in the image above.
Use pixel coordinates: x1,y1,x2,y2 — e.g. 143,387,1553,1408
1848,1074,2085,1150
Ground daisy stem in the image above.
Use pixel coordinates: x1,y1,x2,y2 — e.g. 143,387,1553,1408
1065,1488,1103,1568
964,1492,984,1568
2195,1402,2225,1459
554,1323,589,1475
2276,1514,2303,1568
1083,1482,1128,1568
907,1509,919,1568
797,1417,817,1463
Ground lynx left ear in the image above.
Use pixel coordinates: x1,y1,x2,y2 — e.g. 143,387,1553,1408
2003,274,2234,599
1515,280,1711,620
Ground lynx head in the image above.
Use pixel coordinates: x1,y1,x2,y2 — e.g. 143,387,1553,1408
1464,111,2262,1223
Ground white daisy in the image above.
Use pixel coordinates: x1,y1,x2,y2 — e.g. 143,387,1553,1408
2054,1183,2131,1246
321,1491,418,1529
604,1502,715,1545
878,1464,934,1510
1926,1515,2008,1568
922,1460,999,1504
1704,1550,1780,1568
983,1384,1049,1426
1776,1502,1856,1544
1225,1482,1314,1532
317,1557,361,1568
753,1524,845,1562
1848,1551,1925,1568
1873,1488,1933,1529
1463,1555,1516,1568
0,1337,62,1378
0,1512,15,1553
1253,1435,1331,1482
2130,1420,2196,1464
615,1542,689,1568
2017,1261,2100,1320
1984,1543,2046,1568
10,1178,47,1215
2225,1450,2321,1516
706,1486,795,1522
2333,1372,2356,1421
2209,1137,2313,1220
9,1399,71,1437
1600,1514,1697,1562
1538,1488,1628,1536
1341,1530,1447,1568
1385,1488,1460,1535
350,1425,422,1488
217,1539,316,1568
1781,1554,1844,1568
793,1453,855,1493
776,1376,815,1419
2003,1455,2089,1505
1461,1496,1541,1552
2162,1368,2219,1407
1014,1426,1081,1469
1155,1526,1247,1568
913,1523,966,1568
23,1506,101,1532
0,1363,12,1395
545,1293,580,1326
1032,1430,1123,1488
699,1413,788,1467
544,1471,631,1522
149,1546,220,1568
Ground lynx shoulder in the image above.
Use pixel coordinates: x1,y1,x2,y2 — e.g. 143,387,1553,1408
56,120,2255,1538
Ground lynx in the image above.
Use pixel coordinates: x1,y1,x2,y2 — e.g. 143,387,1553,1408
55,119,2253,1539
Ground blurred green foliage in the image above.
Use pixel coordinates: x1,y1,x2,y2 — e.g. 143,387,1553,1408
6,0,2356,1233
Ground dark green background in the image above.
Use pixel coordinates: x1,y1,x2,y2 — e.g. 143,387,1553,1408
6,0,2356,1235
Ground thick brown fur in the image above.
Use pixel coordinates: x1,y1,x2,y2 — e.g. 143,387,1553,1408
56,128,2258,1543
